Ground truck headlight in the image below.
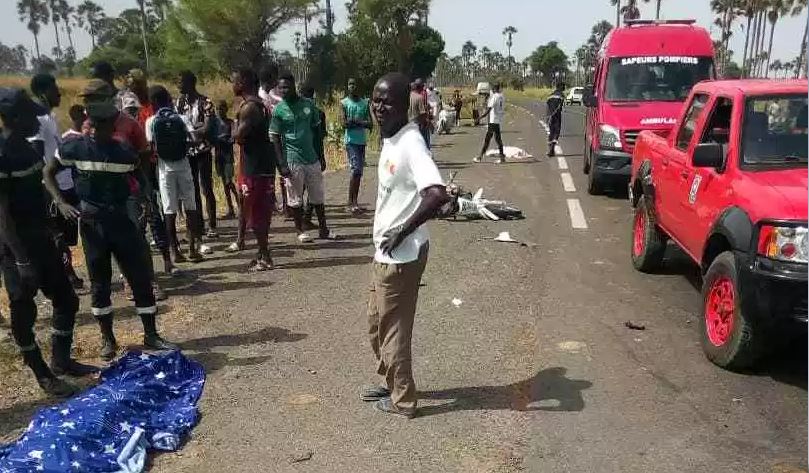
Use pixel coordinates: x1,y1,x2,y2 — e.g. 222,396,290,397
598,124,622,150
758,225,808,263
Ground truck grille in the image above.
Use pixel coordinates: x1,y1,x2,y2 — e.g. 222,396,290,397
624,129,669,150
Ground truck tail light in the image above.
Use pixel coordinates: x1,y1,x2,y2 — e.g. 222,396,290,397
757,225,809,263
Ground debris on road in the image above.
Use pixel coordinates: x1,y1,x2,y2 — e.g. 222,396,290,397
290,451,313,464
732,397,743,403
495,231,518,243
307,369,317,375
485,146,533,160
624,321,646,331
451,298,463,307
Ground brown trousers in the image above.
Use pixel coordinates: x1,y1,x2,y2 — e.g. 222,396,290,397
367,244,429,410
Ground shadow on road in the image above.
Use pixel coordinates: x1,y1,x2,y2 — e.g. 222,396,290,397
181,326,307,351
275,255,371,270
418,367,592,417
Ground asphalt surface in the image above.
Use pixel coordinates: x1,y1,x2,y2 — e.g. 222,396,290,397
1,101,805,472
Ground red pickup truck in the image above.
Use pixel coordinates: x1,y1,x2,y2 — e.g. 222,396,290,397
629,79,808,370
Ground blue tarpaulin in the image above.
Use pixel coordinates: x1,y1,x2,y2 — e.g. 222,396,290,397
0,350,205,472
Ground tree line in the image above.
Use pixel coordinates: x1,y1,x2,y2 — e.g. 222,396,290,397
12,0,446,97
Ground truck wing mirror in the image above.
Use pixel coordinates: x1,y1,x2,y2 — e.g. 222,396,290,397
692,142,724,169
582,85,597,108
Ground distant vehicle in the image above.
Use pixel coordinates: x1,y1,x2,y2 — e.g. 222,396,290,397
566,87,584,105
629,79,808,370
582,19,715,195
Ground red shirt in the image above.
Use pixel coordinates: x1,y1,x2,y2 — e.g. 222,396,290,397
137,102,156,162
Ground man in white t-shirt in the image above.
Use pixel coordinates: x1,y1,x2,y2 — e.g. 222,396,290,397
30,74,85,290
361,72,450,419
474,82,506,163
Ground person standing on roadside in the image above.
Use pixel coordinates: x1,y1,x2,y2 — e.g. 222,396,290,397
361,72,450,419
146,85,204,265
341,78,373,214
270,73,335,243
259,63,291,219
45,91,178,361
29,74,84,290
301,84,327,229
451,90,463,127
213,99,238,219
0,88,97,397
546,82,565,157
176,71,217,244
474,82,505,164
230,68,276,271
408,79,431,149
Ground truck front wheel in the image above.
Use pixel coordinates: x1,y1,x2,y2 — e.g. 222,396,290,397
700,251,765,371
631,196,666,272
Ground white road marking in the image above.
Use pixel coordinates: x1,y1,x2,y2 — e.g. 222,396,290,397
567,199,588,229
560,172,576,192
557,157,568,170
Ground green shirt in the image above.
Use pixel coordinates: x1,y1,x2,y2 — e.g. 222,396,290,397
270,97,321,166
341,96,370,145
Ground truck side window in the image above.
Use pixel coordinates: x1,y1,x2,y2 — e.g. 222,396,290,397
700,97,733,145
676,94,710,151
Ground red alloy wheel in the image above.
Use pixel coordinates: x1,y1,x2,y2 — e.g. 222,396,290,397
705,276,736,346
633,209,646,257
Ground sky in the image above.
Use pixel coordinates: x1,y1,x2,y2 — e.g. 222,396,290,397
2,0,807,67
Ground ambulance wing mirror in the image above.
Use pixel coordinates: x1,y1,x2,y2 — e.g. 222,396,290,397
583,85,597,108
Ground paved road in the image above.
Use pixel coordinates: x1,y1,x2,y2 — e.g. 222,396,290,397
159,100,805,472
2,100,804,472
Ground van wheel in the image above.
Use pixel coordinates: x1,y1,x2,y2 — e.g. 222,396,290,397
700,251,766,371
631,196,666,272
587,166,603,195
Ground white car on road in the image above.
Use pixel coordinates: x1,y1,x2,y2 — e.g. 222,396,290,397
566,87,584,105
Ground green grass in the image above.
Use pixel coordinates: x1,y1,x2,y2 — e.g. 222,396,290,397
503,87,554,101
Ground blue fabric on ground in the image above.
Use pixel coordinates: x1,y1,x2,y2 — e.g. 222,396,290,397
0,350,204,472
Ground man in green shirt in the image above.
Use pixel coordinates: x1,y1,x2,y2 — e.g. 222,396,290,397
270,73,335,243
340,78,373,214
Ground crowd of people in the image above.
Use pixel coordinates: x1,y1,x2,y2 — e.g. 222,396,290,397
0,59,462,419
0,61,380,396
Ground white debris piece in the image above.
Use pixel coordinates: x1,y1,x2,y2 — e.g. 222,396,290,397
484,146,534,159
451,298,463,307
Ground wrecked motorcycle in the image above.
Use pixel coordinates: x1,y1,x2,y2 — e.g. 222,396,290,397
438,172,524,221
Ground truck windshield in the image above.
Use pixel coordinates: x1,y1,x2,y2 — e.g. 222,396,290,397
742,94,808,166
605,56,713,102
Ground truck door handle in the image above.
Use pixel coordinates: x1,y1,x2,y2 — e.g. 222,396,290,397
680,171,690,179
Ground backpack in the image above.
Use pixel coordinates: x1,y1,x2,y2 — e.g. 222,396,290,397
152,108,188,162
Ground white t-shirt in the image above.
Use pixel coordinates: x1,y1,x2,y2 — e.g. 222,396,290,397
488,92,505,125
30,112,73,190
145,113,193,174
373,122,444,264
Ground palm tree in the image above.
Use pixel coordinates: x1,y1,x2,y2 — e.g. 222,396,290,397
135,0,150,72
610,0,622,26
654,0,662,19
783,60,795,77
76,0,103,49
763,0,790,77
711,0,740,75
46,0,62,58
461,40,477,72
621,0,642,21
480,46,491,72
17,0,49,61
792,0,808,77
502,26,517,63
53,0,75,52
769,58,783,77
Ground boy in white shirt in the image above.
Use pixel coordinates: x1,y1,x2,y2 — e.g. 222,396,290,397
474,82,506,164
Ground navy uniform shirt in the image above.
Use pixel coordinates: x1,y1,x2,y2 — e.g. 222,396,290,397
0,133,48,225
58,134,137,209
546,91,564,124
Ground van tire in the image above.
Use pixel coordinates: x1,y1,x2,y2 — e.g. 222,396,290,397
587,166,603,195
700,251,766,371
631,196,666,272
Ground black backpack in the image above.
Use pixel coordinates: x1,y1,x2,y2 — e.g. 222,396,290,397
152,108,188,162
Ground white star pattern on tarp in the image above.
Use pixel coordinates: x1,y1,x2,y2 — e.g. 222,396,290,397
0,351,205,473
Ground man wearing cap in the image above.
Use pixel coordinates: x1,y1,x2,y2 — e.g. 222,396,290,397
0,88,97,396
44,92,178,360
81,79,172,292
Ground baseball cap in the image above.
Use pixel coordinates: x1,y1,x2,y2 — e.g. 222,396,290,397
79,79,115,98
85,100,119,120
0,88,47,118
